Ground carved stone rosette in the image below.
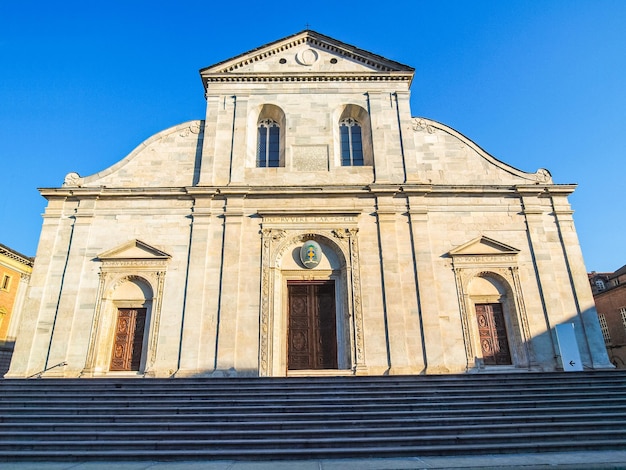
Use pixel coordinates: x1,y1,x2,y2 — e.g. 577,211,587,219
259,227,365,376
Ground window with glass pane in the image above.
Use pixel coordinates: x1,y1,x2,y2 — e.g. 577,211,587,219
340,118,364,166
257,119,280,167
599,313,611,344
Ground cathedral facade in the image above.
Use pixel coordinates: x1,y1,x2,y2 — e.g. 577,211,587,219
7,31,612,378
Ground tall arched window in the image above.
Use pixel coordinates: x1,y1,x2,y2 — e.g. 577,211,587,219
257,119,280,167
339,118,364,166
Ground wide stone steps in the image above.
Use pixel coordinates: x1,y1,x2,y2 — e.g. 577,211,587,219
1,371,625,461
4,421,625,441
3,412,626,429
4,384,626,398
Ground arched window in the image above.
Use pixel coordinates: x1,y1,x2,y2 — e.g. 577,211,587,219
257,119,280,167
339,118,364,166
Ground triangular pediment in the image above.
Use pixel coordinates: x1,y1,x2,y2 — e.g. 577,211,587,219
98,240,171,261
200,30,414,87
449,236,520,257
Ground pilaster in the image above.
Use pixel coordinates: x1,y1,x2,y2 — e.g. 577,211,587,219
197,198,227,374
177,195,215,375
550,193,613,369
367,92,392,183
375,193,420,374
198,95,220,185
518,188,560,365
394,91,419,183
406,194,447,373
214,196,246,373
229,95,249,184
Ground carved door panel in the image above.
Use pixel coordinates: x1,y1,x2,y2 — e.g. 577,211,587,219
110,308,147,371
475,303,511,365
288,281,337,370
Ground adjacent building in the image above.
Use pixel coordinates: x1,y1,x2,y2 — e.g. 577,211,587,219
0,244,33,375
589,266,626,368
6,31,612,379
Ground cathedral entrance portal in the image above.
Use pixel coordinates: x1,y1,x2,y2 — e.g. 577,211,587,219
475,303,512,365
287,281,338,370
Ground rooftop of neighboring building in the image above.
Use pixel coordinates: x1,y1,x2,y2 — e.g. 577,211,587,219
589,264,626,295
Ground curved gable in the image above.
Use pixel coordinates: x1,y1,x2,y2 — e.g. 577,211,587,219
63,121,204,188
412,117,552,185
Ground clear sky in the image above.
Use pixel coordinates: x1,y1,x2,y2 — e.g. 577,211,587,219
1,1,624,272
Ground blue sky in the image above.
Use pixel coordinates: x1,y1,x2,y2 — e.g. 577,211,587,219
1,1,624,272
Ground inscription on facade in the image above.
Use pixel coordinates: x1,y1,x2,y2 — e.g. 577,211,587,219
262,216,357,224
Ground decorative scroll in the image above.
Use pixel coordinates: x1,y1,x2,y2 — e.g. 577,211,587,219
412,118,435,134
63,172,83,187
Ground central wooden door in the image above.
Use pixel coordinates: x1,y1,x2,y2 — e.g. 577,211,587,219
475,303,512,365
110,308,147,371
288,281,338,370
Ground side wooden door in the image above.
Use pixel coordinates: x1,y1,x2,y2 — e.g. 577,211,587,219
110,308,147,371
475,303,512,365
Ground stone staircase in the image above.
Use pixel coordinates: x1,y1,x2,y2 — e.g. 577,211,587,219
1,371,626,461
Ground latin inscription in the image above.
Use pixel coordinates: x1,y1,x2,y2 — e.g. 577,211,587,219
263,216,357,224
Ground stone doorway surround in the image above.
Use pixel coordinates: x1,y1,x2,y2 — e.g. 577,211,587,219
449,236,533,371
258,211,366,377
82,240,170,377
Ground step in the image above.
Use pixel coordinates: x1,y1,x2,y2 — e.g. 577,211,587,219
1,371,625,461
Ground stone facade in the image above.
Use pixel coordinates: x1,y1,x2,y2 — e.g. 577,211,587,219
7,31,612,378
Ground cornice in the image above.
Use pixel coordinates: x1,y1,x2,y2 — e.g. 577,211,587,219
205,72,413,84
200,30,415,90
38,183,577,200
0,244,34,268
201,30,414,76
258,209,362,217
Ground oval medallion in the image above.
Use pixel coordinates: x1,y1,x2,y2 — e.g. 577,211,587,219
300,240,322,269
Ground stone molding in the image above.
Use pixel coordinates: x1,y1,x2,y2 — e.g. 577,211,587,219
204,73,412,84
